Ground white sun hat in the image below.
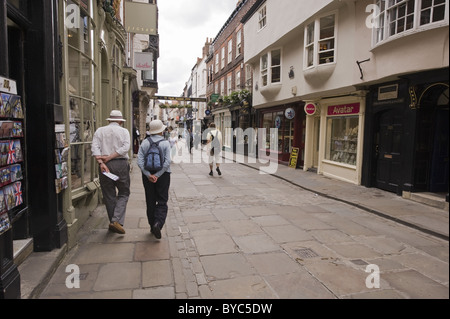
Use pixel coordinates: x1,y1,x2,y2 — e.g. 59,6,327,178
149,120,167,135
106,110,126,122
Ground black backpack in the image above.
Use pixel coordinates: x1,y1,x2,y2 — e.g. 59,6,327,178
144,137,165,173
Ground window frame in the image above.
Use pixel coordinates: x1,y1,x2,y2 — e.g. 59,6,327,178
221,47,226,69
228,39,233,64
236,29,242,57
303,12,337,69
65,0,98,192
258,5,267,31
260,48,282,87
372,0,449,46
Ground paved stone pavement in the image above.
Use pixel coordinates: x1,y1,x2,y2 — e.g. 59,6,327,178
36,145,448,299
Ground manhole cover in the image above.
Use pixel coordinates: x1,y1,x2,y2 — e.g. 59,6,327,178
295,248,319,259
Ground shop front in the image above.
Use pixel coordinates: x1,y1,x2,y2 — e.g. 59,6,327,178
258,103,305,166
60,0,134,248
313,94,366,185
362,69,449,200
1,0,68,298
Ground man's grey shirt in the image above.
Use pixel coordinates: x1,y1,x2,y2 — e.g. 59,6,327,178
137,135,172,178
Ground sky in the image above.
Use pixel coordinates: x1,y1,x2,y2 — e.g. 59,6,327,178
157,0,239,97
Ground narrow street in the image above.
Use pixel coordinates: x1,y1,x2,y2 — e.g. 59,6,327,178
38,143,449,300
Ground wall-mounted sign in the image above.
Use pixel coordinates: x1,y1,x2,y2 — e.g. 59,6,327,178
205,110,212,116
285,108,295,120
304,103,317,116
327,103,360,116
378,84,398,101
124,2,157,35
134,52,153,71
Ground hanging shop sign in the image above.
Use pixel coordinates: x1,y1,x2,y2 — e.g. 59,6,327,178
285,108,295,120
124,2,157,35
327,103,360,116
304,103,317,116
134,52,153,71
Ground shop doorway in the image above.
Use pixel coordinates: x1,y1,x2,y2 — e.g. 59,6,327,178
374,109,403,193
312,116,320,170
415,86,449,193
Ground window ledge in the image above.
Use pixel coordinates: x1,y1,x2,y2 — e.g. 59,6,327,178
370,22,449,51
303,63,336,84
260,83,282,98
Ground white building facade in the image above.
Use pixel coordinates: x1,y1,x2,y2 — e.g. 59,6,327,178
243,0,449,197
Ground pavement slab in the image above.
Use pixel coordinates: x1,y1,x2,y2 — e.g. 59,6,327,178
31,154,448,300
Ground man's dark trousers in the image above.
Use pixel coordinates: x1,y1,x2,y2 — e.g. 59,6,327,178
142,172,171,228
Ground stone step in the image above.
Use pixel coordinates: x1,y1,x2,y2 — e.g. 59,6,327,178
410,192,449,210
13,238,33,266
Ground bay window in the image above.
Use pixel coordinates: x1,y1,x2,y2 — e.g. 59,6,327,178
260,49,281,87
373,0,448,45
304,13,336,68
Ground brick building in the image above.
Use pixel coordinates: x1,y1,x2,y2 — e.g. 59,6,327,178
206,0,257,152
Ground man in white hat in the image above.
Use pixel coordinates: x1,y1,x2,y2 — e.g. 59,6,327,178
137,119,172,239
92,110,131,234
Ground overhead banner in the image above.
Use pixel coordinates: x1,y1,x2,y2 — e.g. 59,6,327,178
134,52,153,71
151,96,207,103
124,2,157,35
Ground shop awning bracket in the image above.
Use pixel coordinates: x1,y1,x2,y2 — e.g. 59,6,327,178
356,58,371,80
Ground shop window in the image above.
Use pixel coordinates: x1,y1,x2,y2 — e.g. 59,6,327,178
373,0,448,45
262,111,293,154
304,14,336,68
326,116,359,166
65,0,97,191
112,44,123,109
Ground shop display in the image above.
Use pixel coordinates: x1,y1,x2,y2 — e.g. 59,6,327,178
327,117,358,166
55,125,69,194
0,83,26,227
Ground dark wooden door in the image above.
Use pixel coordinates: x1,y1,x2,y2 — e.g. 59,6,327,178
375,110,403,193
430,108,449,192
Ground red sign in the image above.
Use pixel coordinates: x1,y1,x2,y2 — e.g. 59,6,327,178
305,103,317,115
327,103,360,116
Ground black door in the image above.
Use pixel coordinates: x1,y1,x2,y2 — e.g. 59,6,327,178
430,107,449,192
375,110,403,193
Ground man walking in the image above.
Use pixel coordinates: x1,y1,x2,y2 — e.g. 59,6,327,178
137,120,172,239
207,123,222,176
92,110,131,235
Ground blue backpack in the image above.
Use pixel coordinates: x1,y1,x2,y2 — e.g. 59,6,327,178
144,137,165,173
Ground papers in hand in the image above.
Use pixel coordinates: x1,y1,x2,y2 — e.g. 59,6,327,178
103,172,119,181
